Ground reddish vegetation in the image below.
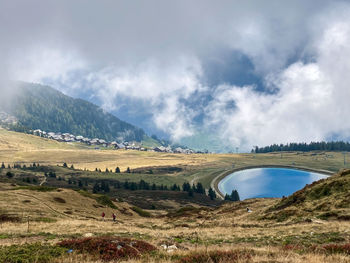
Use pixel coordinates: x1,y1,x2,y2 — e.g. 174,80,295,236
321,243,350,255
58,236,157,261
178,250,252,263
283,243,350,255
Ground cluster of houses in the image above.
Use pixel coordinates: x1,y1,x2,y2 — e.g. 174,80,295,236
153,146,196,154
31,129,199,154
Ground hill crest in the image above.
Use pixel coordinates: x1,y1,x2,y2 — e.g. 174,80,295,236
1,82,147,142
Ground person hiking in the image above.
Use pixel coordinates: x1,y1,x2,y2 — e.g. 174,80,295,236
112,213,116,222
102,212,105,220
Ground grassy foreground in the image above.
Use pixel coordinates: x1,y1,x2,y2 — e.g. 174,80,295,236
0,180,349,263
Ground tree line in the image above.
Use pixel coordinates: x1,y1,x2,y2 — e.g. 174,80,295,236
1,162,238,201
92,180,218,200
253,141,350,153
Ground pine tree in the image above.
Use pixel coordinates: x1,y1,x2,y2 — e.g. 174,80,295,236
195,182,205,194
6,171,14,178
1,162,5,169
63,163,68,168
93,182,100,193
124,181,129,189
208,187,216,200
182,182,191,192
130,182,137,190
126,167,131,173
230,189,240,201
115,167,120,173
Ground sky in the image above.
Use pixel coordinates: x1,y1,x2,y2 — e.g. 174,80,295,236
1,0,350,152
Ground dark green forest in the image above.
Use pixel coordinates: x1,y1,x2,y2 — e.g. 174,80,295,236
3,82,146,142
254,141,350,153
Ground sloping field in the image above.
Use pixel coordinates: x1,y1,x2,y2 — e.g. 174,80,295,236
0,128,231,171
0,181,349,262
1,128,349,189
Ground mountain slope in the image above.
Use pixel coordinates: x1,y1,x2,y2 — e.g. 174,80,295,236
2,82,146,142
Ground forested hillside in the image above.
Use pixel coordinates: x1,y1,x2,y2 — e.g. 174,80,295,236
254,141,350,153
2,82,146,142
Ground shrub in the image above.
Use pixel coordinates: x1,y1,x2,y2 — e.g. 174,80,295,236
0,214,20,223
96,195,117,209
58,236,157,261
6,171,14,178
322,243,350,255
131,206,151,217
53,197,66,203
0,243,66,263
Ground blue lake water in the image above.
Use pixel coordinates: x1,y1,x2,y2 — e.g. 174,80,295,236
218,167,328,200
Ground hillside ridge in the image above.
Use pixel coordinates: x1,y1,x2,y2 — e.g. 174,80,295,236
0,82,147,142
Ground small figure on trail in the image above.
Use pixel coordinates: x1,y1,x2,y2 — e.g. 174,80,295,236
246,207,252,213
112,213,116,222
102,212,105,220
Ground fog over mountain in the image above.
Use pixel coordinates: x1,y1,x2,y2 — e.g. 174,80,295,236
1,0,350,151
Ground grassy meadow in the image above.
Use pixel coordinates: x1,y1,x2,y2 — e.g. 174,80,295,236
0,184,349,263
0,128,350,262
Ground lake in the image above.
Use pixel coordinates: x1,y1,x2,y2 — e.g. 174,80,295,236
218,167,329,200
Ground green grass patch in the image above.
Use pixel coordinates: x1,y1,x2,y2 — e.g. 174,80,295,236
131,206,152,217
0,243,66,263
96,195,117,209
76,190,117,209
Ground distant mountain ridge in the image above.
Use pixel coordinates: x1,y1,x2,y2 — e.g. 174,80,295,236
1,82,147,142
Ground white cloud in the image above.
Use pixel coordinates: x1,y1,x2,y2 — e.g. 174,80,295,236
2,0,350,150
8,47,86,83
79,57,205,140
205,14,350,150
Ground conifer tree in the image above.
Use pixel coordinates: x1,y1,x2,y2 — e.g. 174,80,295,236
208,187,216,200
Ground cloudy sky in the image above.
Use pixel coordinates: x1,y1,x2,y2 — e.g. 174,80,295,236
1,0,350,151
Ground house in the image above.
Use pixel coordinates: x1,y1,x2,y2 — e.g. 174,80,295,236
116,143,125,149
89,138,99,145
76,136,84,141
33,129,43,136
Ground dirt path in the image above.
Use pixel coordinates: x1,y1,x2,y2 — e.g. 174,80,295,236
210,169,230,199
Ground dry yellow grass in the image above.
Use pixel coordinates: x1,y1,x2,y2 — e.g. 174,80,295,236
0,128,232,171
1,128,349,177
0,185,349,262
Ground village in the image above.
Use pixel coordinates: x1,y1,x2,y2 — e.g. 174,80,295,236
31,129,200,154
